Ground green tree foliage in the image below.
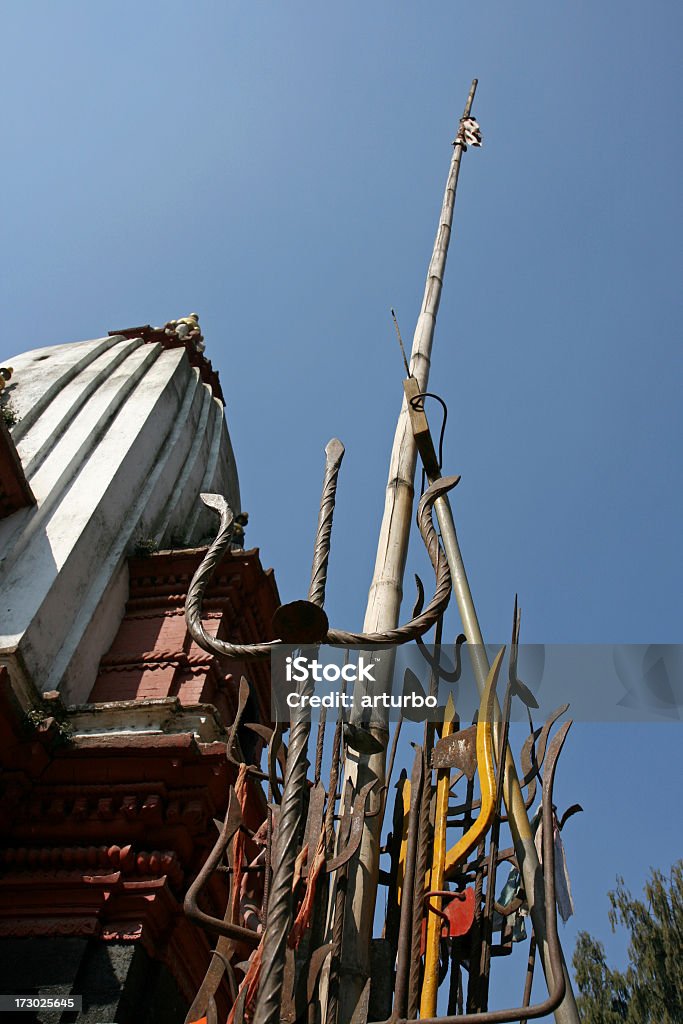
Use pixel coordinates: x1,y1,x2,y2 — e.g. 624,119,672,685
572,861,683,1023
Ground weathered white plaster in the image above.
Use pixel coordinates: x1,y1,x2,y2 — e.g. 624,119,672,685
0,335,240,707
67,698,226,743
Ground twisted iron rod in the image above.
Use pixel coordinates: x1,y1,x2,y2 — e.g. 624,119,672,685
252,440,344,1024
184,476,456,659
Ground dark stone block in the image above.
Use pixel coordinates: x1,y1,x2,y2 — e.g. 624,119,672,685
0,939,187,1024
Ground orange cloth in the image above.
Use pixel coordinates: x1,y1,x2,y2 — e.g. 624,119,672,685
289,831,326,949
231,763,250,924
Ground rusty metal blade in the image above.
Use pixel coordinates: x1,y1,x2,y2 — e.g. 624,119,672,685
431,724,477,777
226,676,251,766
326,781,376,872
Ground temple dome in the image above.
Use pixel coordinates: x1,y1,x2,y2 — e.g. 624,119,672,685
0,328,240,705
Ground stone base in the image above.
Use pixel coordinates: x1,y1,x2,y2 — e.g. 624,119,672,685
0,938,187,1024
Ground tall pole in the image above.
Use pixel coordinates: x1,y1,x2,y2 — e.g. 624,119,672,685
430,490,580,1022
337,80,478,1023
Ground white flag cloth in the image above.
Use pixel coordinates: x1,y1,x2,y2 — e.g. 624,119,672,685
534,812,575,923
456,117,483,148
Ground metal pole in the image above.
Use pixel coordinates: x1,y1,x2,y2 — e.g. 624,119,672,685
392,749,424,1020
430,489,580,1023
337,80,479,1023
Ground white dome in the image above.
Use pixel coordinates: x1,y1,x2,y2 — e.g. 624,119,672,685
0,332,240,705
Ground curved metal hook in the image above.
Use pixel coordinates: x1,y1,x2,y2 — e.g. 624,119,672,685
185,476,457,661
241,722,287,800
521,704,569,784
413,572,467,682
326,780,377,872
225,677,251,768
184,787,261,947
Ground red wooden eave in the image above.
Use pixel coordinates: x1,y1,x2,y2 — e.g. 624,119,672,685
0,418,34,519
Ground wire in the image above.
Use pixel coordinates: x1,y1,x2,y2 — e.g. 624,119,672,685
410,390,449,496
391,308,411,377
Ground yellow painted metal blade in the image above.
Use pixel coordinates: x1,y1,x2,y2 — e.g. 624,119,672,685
396,775,411,906
444,647,503,875
420,692,457,1017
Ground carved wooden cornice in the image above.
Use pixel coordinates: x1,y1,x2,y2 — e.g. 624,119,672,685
108,323,225,403
0,417,34,519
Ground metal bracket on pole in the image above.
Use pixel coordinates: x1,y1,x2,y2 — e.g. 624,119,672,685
404,377,441,479
404,388,581,1023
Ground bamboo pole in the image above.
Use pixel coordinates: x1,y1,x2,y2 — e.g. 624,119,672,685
336,80,478,1024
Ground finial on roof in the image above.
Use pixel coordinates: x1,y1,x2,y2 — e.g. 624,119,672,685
108,315,223,402
230,511,249,551
163,313,205,354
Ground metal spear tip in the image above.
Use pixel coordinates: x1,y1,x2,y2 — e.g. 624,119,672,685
271,600,329,644
401,667,430,722
325,438,345,464
559,803,583,830
200,492,230,517
343,722,386,755
511,676,540,709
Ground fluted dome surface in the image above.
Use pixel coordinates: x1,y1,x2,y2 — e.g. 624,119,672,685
0,332,240,704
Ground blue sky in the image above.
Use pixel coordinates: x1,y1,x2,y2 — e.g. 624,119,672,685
2,0,681,1011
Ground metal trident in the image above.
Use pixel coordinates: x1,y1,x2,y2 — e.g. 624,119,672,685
184,454,457,660
184,440,457,1024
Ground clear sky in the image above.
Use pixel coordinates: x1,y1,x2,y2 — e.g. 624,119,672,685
2,0,681,1012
